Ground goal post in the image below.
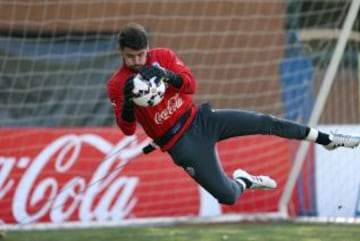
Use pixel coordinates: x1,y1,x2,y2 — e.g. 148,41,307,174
279,0,360,216
1,0,360,233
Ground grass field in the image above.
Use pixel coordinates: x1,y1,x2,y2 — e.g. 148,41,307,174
3,222,360,241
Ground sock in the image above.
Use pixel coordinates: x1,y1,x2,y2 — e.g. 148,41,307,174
316,132,332,145
305,128,318,142
240,178,252,189
235,178,247,190
305,128,331,145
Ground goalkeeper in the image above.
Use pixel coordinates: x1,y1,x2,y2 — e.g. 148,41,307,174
107,23,360,205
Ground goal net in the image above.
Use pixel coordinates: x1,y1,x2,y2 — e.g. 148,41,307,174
1,0,360,232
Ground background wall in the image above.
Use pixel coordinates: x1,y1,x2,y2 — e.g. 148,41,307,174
0,1,358,126
0,1,285,112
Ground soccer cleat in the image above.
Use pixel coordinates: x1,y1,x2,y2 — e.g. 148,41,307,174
324,132,360,150
233,169,277,190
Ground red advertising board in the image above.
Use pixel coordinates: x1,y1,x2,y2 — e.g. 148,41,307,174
0,128,293,225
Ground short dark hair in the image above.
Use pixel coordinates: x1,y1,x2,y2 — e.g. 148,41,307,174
118,23,149,50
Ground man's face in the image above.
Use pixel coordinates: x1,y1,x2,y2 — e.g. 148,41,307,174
120,47,148,71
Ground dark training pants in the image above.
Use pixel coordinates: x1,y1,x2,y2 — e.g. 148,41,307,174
167,103,308,205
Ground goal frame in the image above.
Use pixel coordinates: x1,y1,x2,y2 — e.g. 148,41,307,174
2,0,360,232
279,0,360,217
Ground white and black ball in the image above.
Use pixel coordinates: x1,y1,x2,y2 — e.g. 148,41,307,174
132,74,166,107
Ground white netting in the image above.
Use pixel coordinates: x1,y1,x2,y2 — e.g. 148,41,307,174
0,0,359,233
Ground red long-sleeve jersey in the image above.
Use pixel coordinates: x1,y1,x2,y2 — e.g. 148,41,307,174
107,48,198,151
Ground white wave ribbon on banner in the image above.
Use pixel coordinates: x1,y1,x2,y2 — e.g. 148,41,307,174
9,134,148,224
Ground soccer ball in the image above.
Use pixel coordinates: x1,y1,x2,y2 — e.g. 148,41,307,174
132,74,166,107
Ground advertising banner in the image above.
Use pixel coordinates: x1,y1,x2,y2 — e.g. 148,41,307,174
0,128,292,225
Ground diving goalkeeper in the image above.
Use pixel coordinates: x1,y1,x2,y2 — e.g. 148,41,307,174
107,23,360,205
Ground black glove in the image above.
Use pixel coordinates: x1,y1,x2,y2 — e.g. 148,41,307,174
121,75,135,122
138,65,183,88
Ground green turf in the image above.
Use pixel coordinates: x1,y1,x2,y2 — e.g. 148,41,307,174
3,222,360,241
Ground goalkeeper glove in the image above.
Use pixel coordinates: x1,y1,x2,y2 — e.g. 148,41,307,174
138,65,183,88
121,75,135,122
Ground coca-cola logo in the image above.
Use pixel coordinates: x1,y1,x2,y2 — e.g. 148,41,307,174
0,133,151,224
154,93,183,124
